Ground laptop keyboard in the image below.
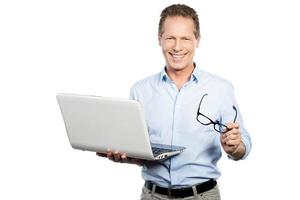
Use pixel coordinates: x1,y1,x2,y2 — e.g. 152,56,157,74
151,147,175,157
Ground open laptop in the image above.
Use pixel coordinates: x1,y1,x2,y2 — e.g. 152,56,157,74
56,93,185,160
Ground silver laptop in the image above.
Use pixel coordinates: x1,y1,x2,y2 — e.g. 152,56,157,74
56,93,185,160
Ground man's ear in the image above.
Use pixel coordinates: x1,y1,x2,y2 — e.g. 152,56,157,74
196,37,200,48
158,35,162,46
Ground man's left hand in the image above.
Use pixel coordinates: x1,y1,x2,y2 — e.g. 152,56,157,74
221,122,246,160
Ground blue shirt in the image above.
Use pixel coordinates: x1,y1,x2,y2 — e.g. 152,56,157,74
129,66,251,188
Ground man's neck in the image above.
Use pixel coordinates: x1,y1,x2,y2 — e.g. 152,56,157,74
166,63,195,90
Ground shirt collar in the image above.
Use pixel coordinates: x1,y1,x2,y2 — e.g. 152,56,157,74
160,67,169,82
160,63,201,84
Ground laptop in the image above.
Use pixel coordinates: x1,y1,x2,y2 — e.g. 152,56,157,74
56,93,185,160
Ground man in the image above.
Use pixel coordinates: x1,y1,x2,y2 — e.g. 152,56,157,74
97,4,251,200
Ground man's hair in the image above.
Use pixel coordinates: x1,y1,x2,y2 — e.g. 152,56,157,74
158,4,200,39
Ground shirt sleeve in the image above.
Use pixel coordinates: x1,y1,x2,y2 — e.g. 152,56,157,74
220,83,252,160
129,83,138,101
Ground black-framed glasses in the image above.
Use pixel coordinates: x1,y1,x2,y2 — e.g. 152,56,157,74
196,93,237,133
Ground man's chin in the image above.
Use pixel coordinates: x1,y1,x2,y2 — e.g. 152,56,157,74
167,62,188,71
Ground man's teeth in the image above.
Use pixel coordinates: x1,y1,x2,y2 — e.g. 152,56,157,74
172,54,184,58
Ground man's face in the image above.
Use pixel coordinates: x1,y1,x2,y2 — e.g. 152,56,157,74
159,16,199,71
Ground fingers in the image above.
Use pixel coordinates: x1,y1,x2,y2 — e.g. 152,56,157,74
221,122,242,154
97,148,128,163
226,122,239,130
111,151,122,162
96,152,107,157
106,148,113,160
222,129,240,146
222,124,239,145
96,149,144,166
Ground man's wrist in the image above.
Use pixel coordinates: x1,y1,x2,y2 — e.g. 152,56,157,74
127,158,145,166
229,142,246,160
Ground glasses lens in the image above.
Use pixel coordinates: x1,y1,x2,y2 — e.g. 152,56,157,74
197,114,212,125
215,123,227,133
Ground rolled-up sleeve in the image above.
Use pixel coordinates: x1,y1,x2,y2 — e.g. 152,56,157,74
220,83,252,160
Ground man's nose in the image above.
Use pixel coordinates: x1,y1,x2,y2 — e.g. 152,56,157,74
173,39,183,51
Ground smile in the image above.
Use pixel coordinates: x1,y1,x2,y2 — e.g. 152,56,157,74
169,52,187,60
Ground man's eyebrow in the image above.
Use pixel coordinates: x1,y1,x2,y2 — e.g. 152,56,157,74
164,35,176,38
165,35,193,38
181,36,192,40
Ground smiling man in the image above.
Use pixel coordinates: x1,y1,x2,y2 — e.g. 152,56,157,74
97,4,251,200
159,15,199,90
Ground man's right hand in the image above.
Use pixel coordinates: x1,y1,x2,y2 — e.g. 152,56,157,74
96,148,145,166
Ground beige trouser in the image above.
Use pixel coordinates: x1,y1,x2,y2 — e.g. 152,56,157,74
140,185,221,200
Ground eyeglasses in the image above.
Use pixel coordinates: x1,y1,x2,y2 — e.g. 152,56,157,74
196,93,237,133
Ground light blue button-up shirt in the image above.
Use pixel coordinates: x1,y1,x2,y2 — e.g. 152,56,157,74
129,65,251,188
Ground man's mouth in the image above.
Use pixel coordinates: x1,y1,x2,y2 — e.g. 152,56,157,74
169,52,187,61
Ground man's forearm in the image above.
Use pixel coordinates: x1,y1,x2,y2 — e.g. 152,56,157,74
126,158,145,166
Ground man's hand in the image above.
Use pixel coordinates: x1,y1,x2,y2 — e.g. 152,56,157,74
96,148,145,166
221,123,246,160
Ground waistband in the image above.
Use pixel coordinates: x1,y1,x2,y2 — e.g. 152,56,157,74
144,179,217,198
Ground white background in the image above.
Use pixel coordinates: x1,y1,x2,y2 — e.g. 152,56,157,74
1,0,299,199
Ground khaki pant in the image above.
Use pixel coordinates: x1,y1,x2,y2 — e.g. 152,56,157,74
140,185,221,200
